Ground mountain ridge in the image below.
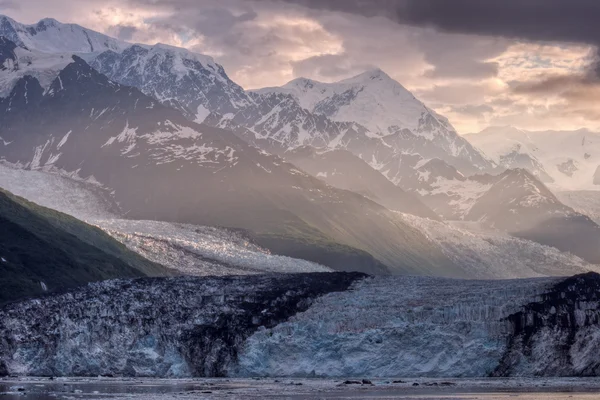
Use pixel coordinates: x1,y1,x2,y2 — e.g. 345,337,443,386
0,37,459,276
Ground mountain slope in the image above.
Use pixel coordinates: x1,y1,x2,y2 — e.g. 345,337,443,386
0,188,171,304
285,146,439,219
255,70,494,173
417,167,600,264
399,214,598,279
0,164,335,276
466,126,600,190
0,38,458,276
84,32,494,193
91,44,252,122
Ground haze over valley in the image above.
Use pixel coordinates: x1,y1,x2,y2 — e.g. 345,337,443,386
2,2,600,397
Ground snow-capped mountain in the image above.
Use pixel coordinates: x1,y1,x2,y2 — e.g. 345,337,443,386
258,69,451,138
75,23,495,192
0,37,458,277
466,126,600,190
254,70,494,172
416,167,600,264
0,14,127,53
0,40,74,98
91,44,253,122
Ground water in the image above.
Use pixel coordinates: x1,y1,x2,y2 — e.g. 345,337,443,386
2,378,600,399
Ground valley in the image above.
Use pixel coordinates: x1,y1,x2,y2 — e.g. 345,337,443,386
1,9,600,389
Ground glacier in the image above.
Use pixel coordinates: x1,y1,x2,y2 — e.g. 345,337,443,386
3,273,600,378
0,273,364,377
234,273,600,378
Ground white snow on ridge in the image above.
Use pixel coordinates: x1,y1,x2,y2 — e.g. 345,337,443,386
255,69,446,136
0,15,128,54
0,47,73,98
467,126,600,191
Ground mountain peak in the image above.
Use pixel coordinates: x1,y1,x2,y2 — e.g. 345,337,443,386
0,14,127,54
37,17,60,27
340,68,394,85
0,14,16,24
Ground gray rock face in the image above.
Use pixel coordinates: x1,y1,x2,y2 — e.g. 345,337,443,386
285,146,439,219
557,159,579,177
0,273,365,377
0,36,17,71
494,272,600,376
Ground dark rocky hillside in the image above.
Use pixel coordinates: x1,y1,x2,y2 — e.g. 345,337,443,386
0,188,172,304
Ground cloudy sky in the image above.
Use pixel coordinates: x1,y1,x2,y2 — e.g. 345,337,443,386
3,0,600,134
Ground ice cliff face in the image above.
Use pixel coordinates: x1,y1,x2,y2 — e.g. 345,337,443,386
494,272,600,377
234,275,556,378
235,273,600,378
0,273,364,377
2,273,600,378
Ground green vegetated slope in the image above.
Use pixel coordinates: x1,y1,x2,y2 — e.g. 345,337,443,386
0,188,173,304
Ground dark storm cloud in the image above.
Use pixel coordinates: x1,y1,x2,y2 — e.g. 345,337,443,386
272,0,600,47
272,0,600,80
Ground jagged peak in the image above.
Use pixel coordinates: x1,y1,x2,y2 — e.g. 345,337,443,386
287,76,321,86
498,167,546,185
147,42,217,64
0,14,17,24
340,68,392,83
37,17,60,27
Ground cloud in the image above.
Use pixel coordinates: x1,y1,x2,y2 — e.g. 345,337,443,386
0,0,19,10
450,104,494,117
4,0,600,132
290,54,376,80
270,0,600,81
269,0,600,47
414,31,508,79
109,24,138,41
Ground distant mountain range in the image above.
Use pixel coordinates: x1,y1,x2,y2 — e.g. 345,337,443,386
466,126,600,191
1,14,599,275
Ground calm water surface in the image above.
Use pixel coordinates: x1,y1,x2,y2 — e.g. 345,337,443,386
2,378,600,399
